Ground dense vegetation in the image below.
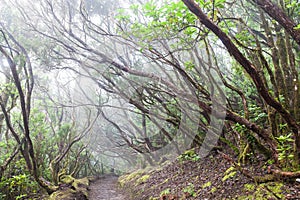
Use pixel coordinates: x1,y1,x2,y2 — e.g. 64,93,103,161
0,0,299,199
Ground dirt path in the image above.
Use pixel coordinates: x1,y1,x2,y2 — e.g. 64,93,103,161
88,175,128,200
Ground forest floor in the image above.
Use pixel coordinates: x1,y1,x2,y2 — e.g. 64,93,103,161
117,149,300,200
88,175,128,200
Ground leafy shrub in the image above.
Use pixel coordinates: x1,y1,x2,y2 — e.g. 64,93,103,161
178,149,200,162
0,173,39,200
276,133,295,169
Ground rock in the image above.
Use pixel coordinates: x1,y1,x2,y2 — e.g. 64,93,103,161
60,175,75,185
72,177,90,197
48,188,87,200
48,176,90,200
295,178,300,183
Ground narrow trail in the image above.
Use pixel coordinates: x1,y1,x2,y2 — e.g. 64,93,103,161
88,175,128,200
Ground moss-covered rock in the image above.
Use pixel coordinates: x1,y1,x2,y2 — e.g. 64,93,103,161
72,177,89,197
47,176,90,200
73,177,89,188
48,188,87,200
59,175,75,185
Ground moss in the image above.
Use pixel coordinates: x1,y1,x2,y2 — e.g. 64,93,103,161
183,149,196,156
162,178,169,184
149,177,170,191
72,177,89,197
47,185,59,192
237,195,254,200
253,174,275,183
118,170,145,187
136,174,150,185
72,177,89,188
219,137,239,154
125,170,144,181
202,181,212,189
210,187,217,193
222,166,237,182
160,188,171,197
48,188,87,200
48,188,74,200
222,171,237,182
224,166,235,174
196,188,202,195
261,182,284,199
59,175,75,184
239,182,284,199
244,183,255,191
48,177,89,200
183,183,196,197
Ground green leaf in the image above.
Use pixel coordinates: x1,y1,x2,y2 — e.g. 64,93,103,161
295,24,300,30
287,154,294,158
215,0,226,8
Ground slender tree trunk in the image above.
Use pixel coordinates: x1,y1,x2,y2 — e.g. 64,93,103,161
182,0,300,161
251,0,300,46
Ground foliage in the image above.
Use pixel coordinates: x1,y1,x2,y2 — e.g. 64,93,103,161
0,1,300,199
117,0,200,48
276,133,295,169
183,183,196,197
240,182,284,199
177,149,200,162
0,173,39,200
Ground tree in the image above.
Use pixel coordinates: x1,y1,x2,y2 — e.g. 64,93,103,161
1,0,299,192
0,25,54,192
252,0,300,45
15,0,208,167
0,6,101,197
182,0,300,173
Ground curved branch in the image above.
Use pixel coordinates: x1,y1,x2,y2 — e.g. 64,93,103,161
251,0,300,46
181,0,299,156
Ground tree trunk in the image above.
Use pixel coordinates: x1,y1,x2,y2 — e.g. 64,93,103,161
251,0,300,46
182,0,300,161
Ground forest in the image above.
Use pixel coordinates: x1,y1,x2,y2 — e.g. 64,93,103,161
0,0,299,199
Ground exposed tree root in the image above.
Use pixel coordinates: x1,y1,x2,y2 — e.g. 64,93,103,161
219,151,300,183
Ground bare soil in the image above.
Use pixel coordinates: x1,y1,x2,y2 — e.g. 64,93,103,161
88,175,128,200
